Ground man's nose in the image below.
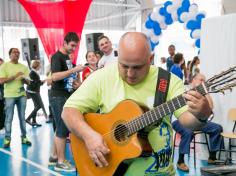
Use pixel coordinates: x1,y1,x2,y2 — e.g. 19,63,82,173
127,68,135,77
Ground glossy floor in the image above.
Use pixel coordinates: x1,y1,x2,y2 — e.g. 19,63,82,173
0,115,213,176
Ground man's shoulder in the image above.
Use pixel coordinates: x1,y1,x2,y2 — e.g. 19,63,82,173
51,51,66,60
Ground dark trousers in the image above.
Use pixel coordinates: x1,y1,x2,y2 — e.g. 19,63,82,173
172,120,223,154
0,99,5,130
27,92,47,123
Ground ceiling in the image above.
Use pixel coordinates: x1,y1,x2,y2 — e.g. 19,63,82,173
0,0,236,30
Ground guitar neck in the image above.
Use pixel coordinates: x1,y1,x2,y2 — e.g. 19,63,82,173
126,83,208,136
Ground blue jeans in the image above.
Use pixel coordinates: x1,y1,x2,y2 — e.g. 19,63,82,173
50,96,69,138
172,120,223,154
4,96,27,139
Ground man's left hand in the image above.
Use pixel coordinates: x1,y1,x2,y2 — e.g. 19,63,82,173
183,90,212,120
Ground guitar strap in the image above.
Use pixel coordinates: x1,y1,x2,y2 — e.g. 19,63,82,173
154,67,171,107
138,67,171,153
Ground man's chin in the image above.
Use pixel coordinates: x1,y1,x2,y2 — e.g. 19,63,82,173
126,79,138,85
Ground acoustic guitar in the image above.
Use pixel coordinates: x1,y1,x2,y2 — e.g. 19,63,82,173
71,66,236,176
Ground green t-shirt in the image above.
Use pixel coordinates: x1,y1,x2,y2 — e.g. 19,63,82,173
0,61,29,98
65,63,187,175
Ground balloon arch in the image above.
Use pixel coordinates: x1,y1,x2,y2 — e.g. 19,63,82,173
143,0,206,51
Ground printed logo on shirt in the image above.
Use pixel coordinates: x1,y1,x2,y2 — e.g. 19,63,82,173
64,60,76,92
145,123,172,174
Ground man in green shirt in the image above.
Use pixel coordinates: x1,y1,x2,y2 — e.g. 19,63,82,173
0,48,31,148
62,32,212,175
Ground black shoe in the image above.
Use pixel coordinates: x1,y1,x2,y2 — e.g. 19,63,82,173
26,119,32,126
32,122,42,127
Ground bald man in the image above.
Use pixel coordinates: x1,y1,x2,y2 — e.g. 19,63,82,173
62,32,212,175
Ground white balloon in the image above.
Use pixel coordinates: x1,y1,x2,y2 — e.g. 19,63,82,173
183,22,188,30
172,0,183,7
144,29,154,38
189,4,198,14
142,24,154,37
151,35,160,43
166,4,174,14
154,6,161,14
171,11,178,21
160,23,168,30
192,29,201,39
150,12,159,21
188,11,198,20
180,12,189,22
156,14,165,24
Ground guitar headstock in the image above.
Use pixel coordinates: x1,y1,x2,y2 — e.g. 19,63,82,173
205,66,236,94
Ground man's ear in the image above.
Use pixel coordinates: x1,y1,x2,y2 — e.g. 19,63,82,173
149,53,154,64
63,41,67,47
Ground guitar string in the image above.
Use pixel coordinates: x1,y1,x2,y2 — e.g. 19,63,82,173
102,86,206,139
102,97,186,139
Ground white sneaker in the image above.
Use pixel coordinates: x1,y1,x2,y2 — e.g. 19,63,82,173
0,128,5,135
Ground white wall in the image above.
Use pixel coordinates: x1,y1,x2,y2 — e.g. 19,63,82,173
200,14,236,131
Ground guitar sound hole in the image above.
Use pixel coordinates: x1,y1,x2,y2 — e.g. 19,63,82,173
114,124,128,142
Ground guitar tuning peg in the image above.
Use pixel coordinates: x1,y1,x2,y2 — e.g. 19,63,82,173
220,90,225,95
230,88,232,92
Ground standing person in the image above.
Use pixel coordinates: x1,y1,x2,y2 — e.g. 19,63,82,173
49,32,85,172
62,32,212,175
0,48,31,148
97,35,118,68
26,60,47,127
82,51,98,81
170,53,184,80
0,58,5,134
160,56,167,70
166,44,175,72
190,56,200,77
172,73,223,172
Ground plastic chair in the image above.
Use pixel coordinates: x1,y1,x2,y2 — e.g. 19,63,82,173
218,108,236,164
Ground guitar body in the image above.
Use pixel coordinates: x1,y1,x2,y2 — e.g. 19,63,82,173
70,100,145,176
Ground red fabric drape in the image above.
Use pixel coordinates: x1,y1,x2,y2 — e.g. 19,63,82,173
18,0,92,64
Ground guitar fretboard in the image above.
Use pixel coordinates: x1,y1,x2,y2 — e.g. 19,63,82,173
126,83,207,136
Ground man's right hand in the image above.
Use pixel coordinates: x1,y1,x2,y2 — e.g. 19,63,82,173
72,65,86,73
14,72,24,79
83,130,110,168
10,72,24,81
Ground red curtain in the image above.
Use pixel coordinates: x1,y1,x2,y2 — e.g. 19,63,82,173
18,0,92,64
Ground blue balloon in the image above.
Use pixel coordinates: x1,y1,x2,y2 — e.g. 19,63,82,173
159,7,166,15
150,40,159,51
165,14,173,25
164,1,172,8
194,20,201,29
145,19,153,29
182,0,190,11
177,7,184,17
196,13,205,21
195,39,200,48
190,30,194,38
153,22,162,35
186,20,196,30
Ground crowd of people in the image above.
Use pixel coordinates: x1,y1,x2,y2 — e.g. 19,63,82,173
0,32,224,175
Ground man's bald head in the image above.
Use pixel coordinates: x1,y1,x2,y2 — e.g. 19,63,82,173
117,32,154,85
191,73,206,87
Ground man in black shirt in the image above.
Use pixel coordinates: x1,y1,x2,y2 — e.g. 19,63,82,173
49,32,85,172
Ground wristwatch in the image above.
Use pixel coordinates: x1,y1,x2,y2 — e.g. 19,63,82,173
198,111,214,123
